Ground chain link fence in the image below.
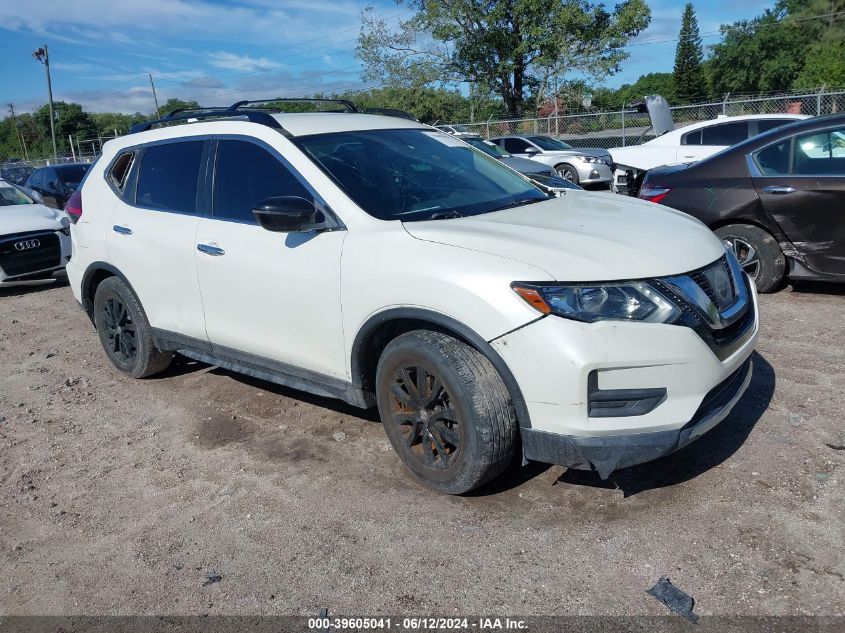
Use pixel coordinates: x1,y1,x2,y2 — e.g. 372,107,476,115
447,89,845,149
0,134,117,185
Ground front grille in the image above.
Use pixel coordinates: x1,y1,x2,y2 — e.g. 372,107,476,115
0,232,61,277
690,256,736,310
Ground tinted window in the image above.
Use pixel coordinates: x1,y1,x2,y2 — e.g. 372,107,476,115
213,140,310,223
757,119,795,134
701,121,749,146
503,138,532,153
681,129,702,145
56,165,89,188
753,139,791,176
136,141,204,213
793,128,845,175
28,169,44,187
527,136,573,150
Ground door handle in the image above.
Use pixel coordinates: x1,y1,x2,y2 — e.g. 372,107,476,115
197,243,225,256
761,185,797,194
112,225,132,235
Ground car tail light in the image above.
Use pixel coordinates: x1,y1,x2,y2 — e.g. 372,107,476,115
638,184,672,204
65,190,83,223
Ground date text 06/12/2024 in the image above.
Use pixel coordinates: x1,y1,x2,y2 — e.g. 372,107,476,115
307,617,528,630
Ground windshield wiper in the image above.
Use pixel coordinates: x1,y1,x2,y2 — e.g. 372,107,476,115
428,210,463,220
496,197,545,211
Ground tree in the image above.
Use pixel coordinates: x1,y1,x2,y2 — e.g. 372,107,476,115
672,3,706,103
618,72,676,104
34,101,98,153
706,0,845,95
357,0,651,117
159,98,201,115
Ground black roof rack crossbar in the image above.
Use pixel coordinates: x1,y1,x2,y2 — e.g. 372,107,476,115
229,97,358,113
128,108,290,135
163,106,229,118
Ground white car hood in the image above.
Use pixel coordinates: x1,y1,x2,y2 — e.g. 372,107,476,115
403,192,724,281
0,204,66,235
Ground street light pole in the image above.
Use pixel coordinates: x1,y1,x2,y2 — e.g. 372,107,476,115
33,45,58,159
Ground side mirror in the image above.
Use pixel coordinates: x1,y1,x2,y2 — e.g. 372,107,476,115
252,196,319,233
524,147,540,155
47,181,59,191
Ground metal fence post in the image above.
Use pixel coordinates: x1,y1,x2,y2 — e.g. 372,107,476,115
621,102,626,147
817,85,825,116
722,93,730,116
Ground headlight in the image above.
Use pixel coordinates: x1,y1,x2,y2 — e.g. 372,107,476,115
512,282,681,323
578,155,601,163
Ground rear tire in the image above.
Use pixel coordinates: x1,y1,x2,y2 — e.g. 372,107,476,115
714,224,785,293
375,330,518,494
555,163,579,184
93,276,172,378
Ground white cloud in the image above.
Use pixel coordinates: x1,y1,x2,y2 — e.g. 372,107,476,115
208,52,283,72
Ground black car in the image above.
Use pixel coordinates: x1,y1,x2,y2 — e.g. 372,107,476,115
25,163,91,209
639,113,845,292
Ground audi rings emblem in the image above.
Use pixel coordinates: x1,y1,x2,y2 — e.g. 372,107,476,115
14,239,41,251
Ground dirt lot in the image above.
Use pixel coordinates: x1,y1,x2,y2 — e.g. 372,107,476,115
1,280,843,617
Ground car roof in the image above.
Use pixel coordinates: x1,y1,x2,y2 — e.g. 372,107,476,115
273,113,427,136
107,112,429,151
669,113,808,135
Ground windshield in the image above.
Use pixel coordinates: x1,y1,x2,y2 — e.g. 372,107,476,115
528,136,573,151
462,137,508,157
295,129,548,221
0,184,34,206
57,165,90,189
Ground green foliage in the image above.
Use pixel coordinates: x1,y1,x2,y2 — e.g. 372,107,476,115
159,98,201,115
616,72,676,104
708,0,844,94
34,101,98,153
91,112,148,136
672,3,707,103
357,0,651,116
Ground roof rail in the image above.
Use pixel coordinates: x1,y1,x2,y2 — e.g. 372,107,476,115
229,98,358,113
128,107,291,135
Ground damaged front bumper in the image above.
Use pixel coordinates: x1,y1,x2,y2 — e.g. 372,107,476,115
521,358,753,478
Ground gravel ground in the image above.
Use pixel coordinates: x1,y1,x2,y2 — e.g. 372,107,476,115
0,280,843,617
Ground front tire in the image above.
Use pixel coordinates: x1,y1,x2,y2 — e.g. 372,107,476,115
555,163,579,184
715,224,785,293
375,330,518,494
93,276,172,378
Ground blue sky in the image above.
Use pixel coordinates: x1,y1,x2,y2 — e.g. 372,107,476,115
0,0,776,115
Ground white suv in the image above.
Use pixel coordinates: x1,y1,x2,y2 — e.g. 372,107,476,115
67,100,759,494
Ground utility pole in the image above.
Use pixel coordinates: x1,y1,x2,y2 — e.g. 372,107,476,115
32,45,58,159
149,73,161,117
7,103,29,160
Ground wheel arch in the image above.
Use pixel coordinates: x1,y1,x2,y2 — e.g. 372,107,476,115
80,261,137,324
350,308,532,428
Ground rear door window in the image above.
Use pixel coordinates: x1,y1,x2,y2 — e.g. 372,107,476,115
756,119,796,134
701,121,749,146
212,140,310,224
135,140,204,213
502,138,532,153
793,128,845,175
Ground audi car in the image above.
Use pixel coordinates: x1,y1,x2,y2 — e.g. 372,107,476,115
0,178,72,286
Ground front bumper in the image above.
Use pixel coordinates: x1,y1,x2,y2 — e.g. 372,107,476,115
491,277,759,476
0,230,71,286
577,162,613,185
520,357,753,478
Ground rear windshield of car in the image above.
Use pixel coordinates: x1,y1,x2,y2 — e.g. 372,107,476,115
0,184,34,206
56,165,90,188
528,136,573,150
294,129,547,221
